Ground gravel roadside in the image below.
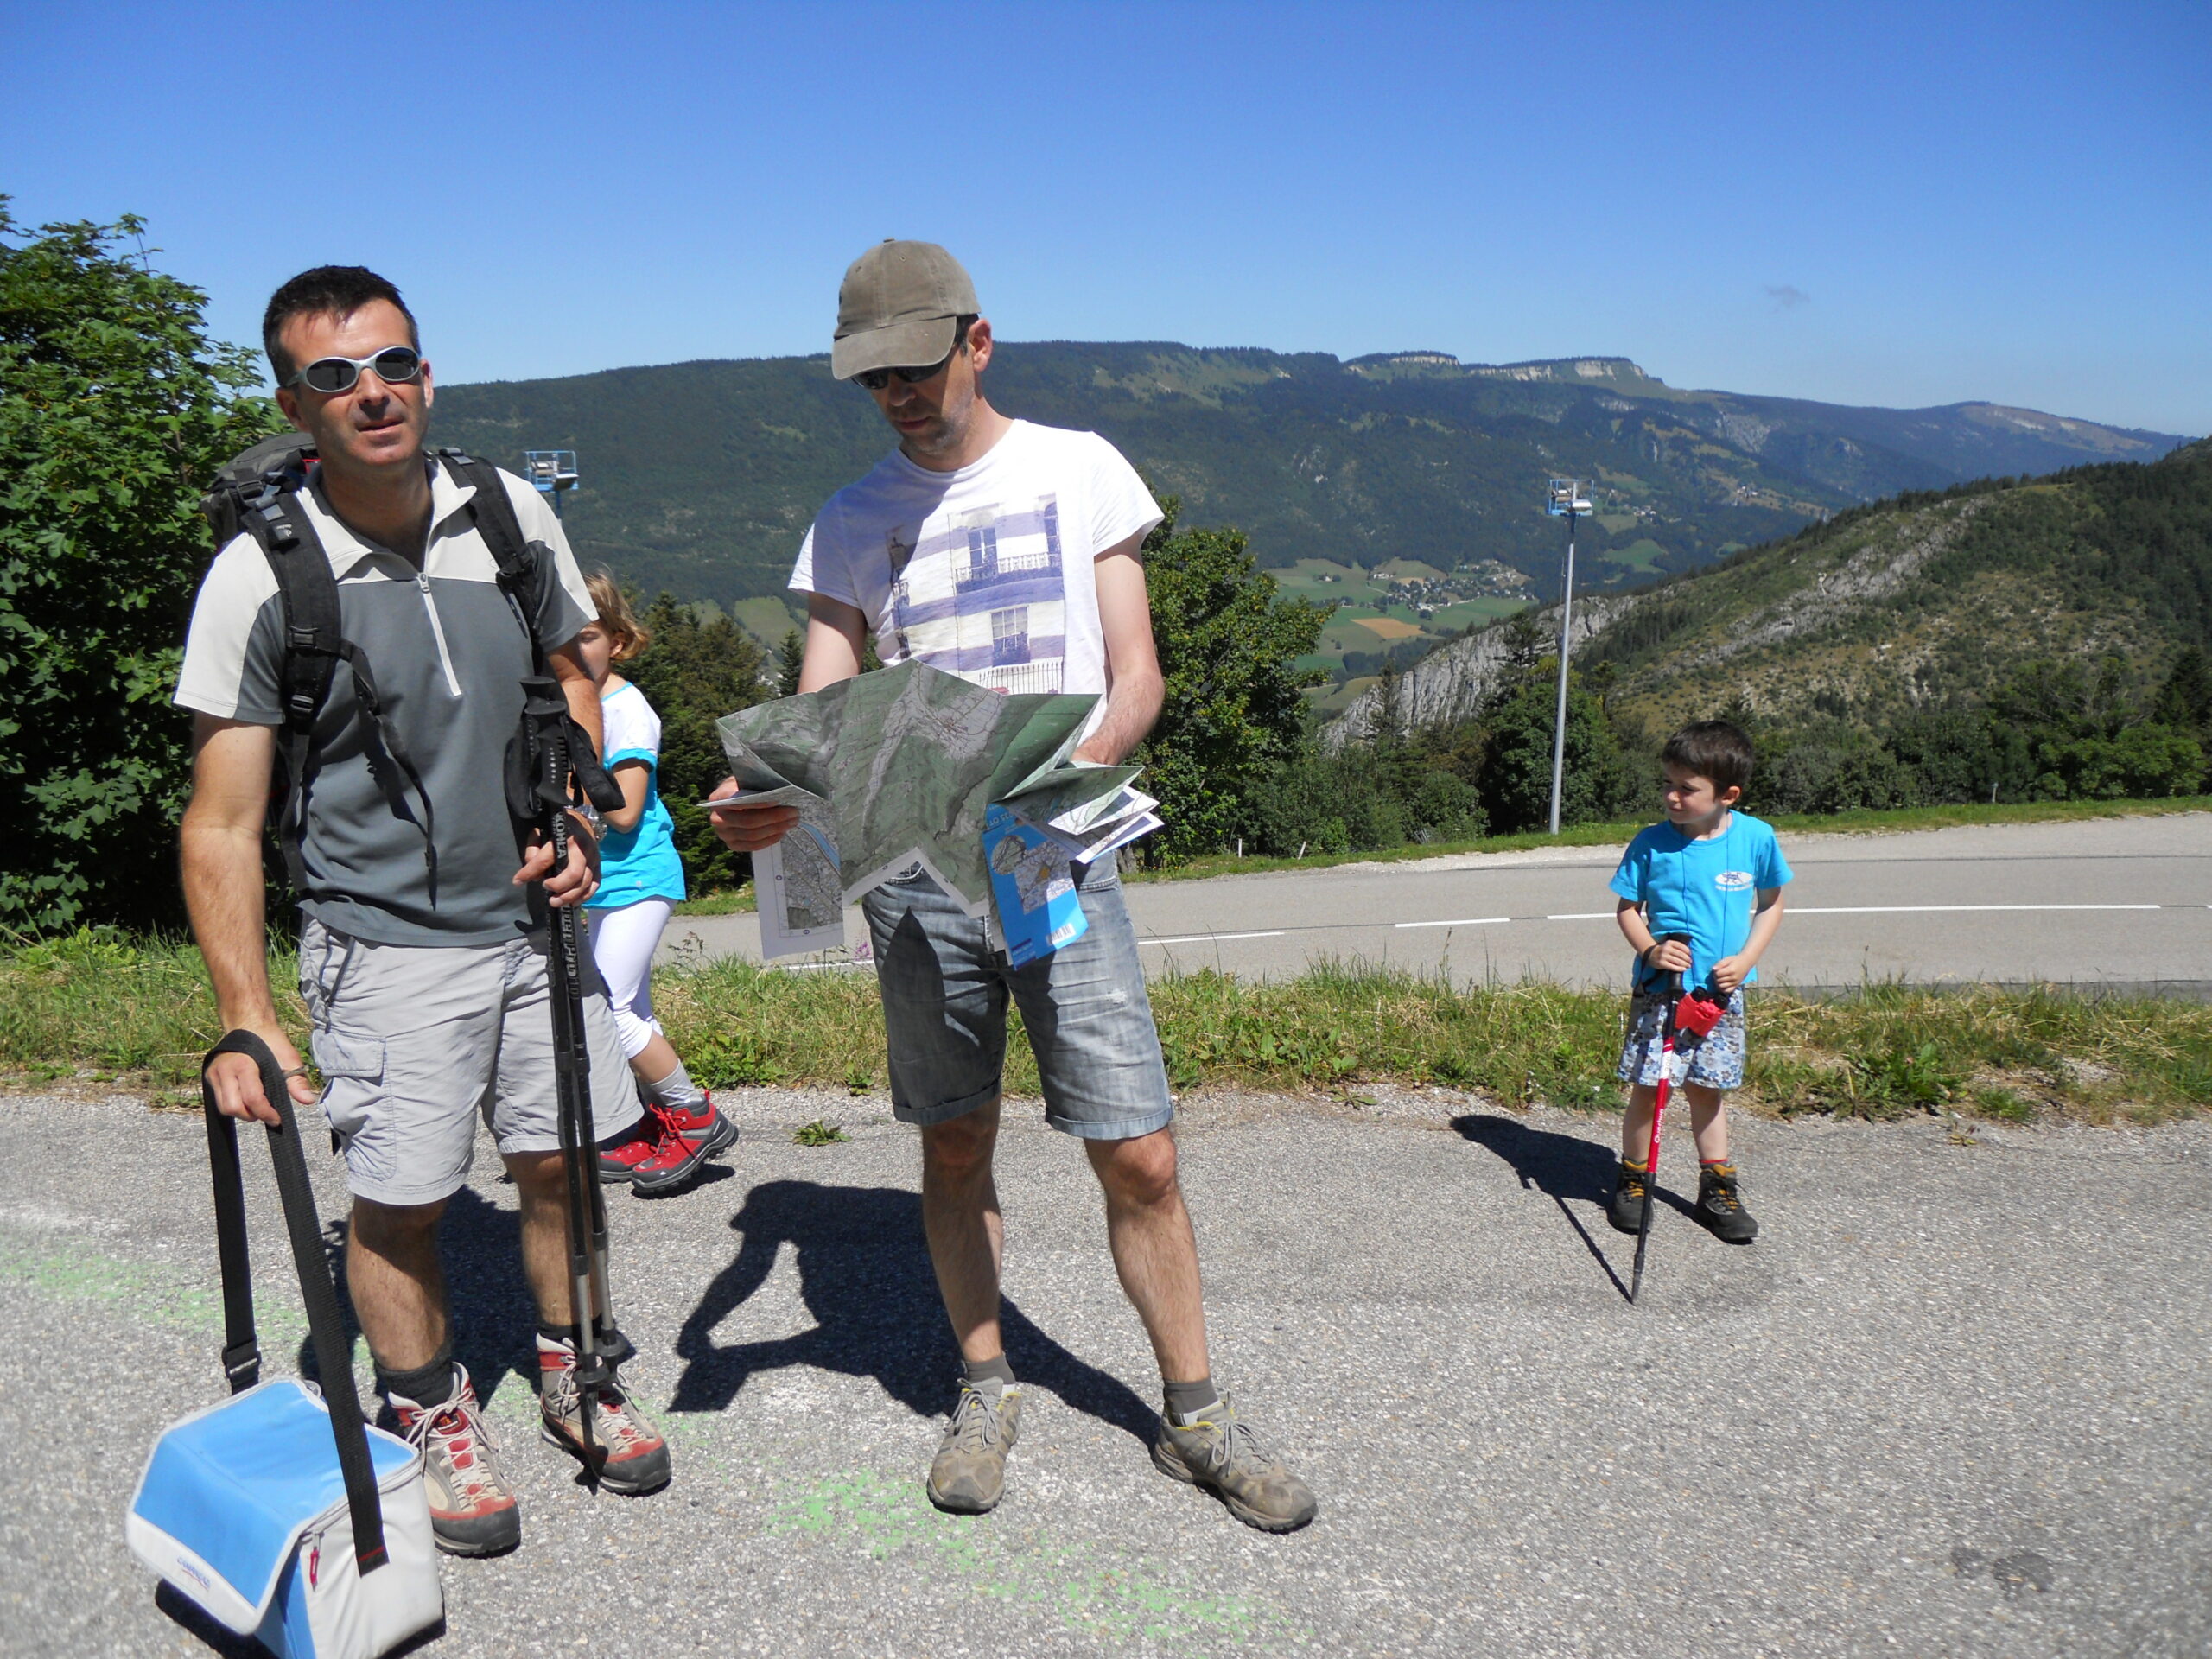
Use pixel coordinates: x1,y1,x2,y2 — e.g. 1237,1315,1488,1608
4,1084,2207,1656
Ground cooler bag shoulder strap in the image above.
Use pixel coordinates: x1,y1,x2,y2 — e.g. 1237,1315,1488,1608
200,1032,390,1574
199,1054,262,1395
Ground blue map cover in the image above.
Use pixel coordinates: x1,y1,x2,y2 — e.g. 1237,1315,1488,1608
982,804,1089,967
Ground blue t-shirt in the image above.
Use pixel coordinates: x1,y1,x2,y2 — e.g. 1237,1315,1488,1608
1609,811,1792,993
586,682,687,909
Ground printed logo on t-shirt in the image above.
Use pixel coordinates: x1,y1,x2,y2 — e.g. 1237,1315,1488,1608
883,495,1067,695
1714,869,1755,890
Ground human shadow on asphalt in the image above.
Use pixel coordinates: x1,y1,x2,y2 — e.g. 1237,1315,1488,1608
670,1179,1158,1444
1452,1114,1700,1304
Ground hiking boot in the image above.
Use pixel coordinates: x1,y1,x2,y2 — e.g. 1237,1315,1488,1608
627,1098,740,1195
1607,1159,1652,1235
538,1344,671,1495
391,1366,519,1557
596,1109,662,1182
1152,1395,1317,1534
1695,1163,1760,1244
926,1381,1021,1515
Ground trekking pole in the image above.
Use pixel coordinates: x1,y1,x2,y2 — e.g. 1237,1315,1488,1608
1629,933,1689,1305
520,676,623,1472
1630,932,1727,1305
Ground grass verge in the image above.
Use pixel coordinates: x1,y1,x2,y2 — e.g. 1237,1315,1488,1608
1135,795,2212,883
10,931,2197,1127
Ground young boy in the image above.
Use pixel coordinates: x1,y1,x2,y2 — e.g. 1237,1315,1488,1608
1606,720,1790,1243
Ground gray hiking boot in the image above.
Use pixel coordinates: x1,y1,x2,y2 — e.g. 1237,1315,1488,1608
537,1344,672,1495
391,1365,519,1556
1152,1394,1318,1534
927,1381,1021,1514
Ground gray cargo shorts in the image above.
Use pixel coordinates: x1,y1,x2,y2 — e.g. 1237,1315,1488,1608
298,918,641,1206
860,861,1175,1141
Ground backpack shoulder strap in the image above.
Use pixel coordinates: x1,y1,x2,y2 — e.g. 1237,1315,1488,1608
435,448,547,650
232,471,438,893
231,474,346,893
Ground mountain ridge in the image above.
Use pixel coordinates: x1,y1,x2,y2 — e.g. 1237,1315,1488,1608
427,343,2191,643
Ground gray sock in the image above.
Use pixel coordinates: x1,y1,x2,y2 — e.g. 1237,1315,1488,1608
647,1061,706,1113
1163,1375,1220,1422
963,1354,1016,1394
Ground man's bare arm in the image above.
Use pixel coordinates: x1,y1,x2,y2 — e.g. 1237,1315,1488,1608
1072,540,1164,766
180,715,315,1122
796,592,868,693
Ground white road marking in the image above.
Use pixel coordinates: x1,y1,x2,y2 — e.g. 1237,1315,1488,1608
1789,904,2164,915
1131,902,2201,949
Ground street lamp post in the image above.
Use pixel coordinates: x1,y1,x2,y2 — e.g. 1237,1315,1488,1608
1544,476,1593,836
524,449,579,518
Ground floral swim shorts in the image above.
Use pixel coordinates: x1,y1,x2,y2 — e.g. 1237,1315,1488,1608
1616,986,1749,1091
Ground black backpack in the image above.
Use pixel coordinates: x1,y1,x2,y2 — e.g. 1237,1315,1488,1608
199,438,597,893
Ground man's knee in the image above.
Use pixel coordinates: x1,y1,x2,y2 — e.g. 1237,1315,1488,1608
350,1194,446,1249
921,1100,1001,1182
1090,1126,1181,1210
501,1147,567,1196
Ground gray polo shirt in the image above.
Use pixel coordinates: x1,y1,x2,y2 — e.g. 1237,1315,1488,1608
175,458,595,946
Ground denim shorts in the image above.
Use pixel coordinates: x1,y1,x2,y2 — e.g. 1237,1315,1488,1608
1617,987,1749,1091
298,918,642,1205
860,861,1175,1141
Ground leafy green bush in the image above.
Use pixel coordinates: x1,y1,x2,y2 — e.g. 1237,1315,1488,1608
1136,501,1326,861
0,206,281,931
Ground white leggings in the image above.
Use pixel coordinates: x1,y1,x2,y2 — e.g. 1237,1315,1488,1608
588,898,672,1061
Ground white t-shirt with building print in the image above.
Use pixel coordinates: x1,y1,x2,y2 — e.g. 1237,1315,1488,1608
788,420,1163,735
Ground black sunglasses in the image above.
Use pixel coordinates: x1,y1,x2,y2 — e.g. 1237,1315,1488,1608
285,345,423,395
853,320,971,391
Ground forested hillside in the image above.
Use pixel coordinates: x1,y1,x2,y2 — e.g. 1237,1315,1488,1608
430,344,2187,642
1322,441,2212,828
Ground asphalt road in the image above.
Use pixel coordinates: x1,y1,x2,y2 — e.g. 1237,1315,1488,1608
665,813,2212,991
10,1084,2209,1656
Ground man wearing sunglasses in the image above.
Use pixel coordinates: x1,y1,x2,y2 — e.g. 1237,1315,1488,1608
176,266,672,1558
710,240,1315,1534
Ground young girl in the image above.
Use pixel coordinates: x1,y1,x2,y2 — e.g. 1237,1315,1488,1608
578,573,736,1194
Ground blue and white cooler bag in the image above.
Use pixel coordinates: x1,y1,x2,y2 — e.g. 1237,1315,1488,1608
128,1381,439,1657
126,1033,443,1657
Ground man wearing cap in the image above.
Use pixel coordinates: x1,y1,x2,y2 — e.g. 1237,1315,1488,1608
711,240,1315,1533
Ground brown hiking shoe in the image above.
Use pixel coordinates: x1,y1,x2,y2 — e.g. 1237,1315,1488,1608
1607,1159,1652,1234
1153,1395,1317,1534
1696,1162,1760,1243
391,1365,519,1556
926,1381,1021,1515
537,1344,671,1495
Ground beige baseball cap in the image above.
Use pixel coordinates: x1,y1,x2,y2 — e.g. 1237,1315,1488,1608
831,239,978,381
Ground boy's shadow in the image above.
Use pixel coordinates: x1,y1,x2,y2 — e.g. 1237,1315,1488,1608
671,1179,1157,1444
1452,1114,1699,1302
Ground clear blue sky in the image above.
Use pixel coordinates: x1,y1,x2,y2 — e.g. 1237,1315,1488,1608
6,0,2206,433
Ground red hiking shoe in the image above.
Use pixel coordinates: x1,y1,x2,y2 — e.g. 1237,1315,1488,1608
629,1096,738,1195
595,1108,664,1182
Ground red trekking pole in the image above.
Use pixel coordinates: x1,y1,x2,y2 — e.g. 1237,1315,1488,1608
1630,932,1725,1305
